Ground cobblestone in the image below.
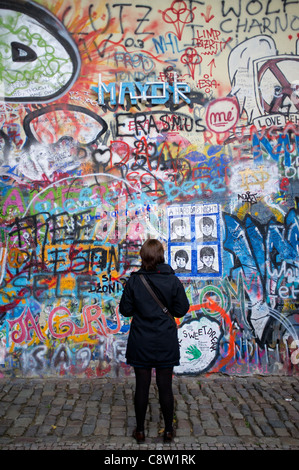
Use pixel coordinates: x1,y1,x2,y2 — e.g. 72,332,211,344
0,374,298,451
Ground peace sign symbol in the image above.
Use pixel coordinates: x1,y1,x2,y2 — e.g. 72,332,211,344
257,57,299,113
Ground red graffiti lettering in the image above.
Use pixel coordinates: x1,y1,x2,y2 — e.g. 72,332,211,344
7,307,45,343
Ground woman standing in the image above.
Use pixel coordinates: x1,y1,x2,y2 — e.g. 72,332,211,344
119,239,189,443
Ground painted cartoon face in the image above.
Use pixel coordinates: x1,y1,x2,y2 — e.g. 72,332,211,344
174,224,186,238
201,222,213,237
176,256,187,268
202,255,214,267
0,0,80,102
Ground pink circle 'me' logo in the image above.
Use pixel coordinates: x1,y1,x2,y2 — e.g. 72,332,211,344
206,97,239,133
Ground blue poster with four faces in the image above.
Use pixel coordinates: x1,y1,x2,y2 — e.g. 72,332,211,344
167,204,222,279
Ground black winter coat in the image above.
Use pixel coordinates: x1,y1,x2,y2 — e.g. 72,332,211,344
119,263,190,368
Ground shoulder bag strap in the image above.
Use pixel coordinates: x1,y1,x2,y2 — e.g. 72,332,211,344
140,274,176,326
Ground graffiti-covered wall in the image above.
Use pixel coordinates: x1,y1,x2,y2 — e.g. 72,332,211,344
1,0,299,377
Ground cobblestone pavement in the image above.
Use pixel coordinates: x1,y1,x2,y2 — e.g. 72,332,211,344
0,374,298,451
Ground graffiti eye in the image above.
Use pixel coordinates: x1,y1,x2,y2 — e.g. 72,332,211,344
273,85,282,97
11,42,37,62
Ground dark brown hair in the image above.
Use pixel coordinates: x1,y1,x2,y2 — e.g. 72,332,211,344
140,239,165,271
